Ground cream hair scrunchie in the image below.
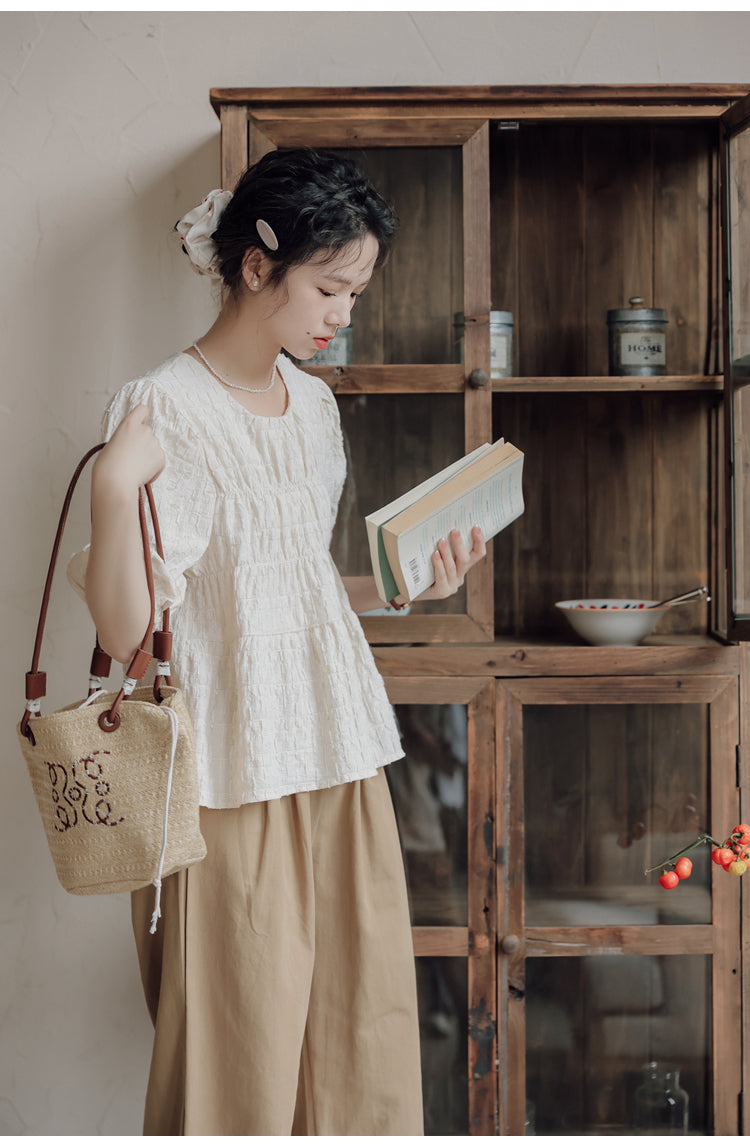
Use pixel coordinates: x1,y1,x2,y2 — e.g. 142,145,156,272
174,189,233,279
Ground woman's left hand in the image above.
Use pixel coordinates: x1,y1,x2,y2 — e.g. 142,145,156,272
415,526,487,602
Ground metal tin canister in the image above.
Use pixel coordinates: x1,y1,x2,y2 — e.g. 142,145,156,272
307,325,353,368
455,311,514,378
607,298,668,377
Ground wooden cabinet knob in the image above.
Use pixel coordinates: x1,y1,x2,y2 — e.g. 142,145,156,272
467,368,489,390
500,933,521,954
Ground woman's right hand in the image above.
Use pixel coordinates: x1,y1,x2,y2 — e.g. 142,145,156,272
93,404,166,492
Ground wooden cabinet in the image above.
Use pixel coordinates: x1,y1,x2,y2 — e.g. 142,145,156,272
211,85,750,1135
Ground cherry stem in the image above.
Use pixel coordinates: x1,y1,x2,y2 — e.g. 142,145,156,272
643,833,727,875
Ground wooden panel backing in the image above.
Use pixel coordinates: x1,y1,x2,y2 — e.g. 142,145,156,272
519,122,586,376
652,394,712,631
492,392,712,639
585,123,654,375
586,392,653,599
490,121,717,379
653,122,715,375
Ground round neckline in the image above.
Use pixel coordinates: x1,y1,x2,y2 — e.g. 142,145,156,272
181,350,293,421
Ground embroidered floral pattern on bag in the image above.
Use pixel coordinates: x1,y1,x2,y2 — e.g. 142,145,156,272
47,751,125,832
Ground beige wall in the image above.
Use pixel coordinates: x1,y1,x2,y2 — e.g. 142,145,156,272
2,10,749,1135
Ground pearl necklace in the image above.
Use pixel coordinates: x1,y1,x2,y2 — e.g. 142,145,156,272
192,341,277,393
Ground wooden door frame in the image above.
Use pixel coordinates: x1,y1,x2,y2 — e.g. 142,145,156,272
384,675,497,1133
719,93,750,641
495,675,741,1136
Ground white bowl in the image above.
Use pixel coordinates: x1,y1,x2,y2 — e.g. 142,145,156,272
555,599,668,646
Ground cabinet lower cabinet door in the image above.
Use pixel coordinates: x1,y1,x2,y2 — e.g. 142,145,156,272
384,679,497,1135
497,677,742,1136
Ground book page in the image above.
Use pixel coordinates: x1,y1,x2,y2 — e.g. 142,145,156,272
395,455,524,599
365,440,494,601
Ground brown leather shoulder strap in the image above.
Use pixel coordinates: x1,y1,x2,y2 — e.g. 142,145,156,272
20,445,168,740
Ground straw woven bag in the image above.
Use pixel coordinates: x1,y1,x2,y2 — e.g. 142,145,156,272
18,444,206,931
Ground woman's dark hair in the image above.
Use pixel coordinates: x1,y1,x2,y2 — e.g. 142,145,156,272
211,148,397,295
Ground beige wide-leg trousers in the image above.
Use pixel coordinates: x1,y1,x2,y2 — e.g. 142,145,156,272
131,768,424,1135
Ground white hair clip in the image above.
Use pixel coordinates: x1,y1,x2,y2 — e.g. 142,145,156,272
256,219,279,251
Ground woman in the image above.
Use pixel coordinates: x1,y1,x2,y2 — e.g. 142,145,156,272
74,148,486,1134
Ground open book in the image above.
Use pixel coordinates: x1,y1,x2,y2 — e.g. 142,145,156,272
366,437,524,603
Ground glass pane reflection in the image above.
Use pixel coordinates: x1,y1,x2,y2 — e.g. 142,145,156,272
524,704,711,926
416,956,468,1135
526,955,710,1134
337,146,464,366
387,704,468,926
331,394,467,614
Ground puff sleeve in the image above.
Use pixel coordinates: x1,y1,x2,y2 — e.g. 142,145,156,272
67,378,216,614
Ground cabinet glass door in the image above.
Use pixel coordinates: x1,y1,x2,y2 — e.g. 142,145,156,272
496,677,741,1136
384,677,496,1135
232,110,495,644
721,93,750,635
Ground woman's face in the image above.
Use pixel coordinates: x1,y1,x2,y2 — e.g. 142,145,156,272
259,233,380,360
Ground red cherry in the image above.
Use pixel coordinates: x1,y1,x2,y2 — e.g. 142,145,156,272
659,871,680,890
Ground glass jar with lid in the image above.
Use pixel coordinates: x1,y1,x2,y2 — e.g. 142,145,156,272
607,297,668,377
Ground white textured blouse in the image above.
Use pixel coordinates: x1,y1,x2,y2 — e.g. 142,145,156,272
69,351,404,808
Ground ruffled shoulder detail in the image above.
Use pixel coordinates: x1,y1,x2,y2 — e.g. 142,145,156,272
71,356,218,615
100,355,199,442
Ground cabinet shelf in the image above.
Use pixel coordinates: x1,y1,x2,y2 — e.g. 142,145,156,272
314,366,722,395
493,375,723,393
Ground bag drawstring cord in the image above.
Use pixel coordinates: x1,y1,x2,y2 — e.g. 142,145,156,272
78,685,179,934
149,703,179,934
